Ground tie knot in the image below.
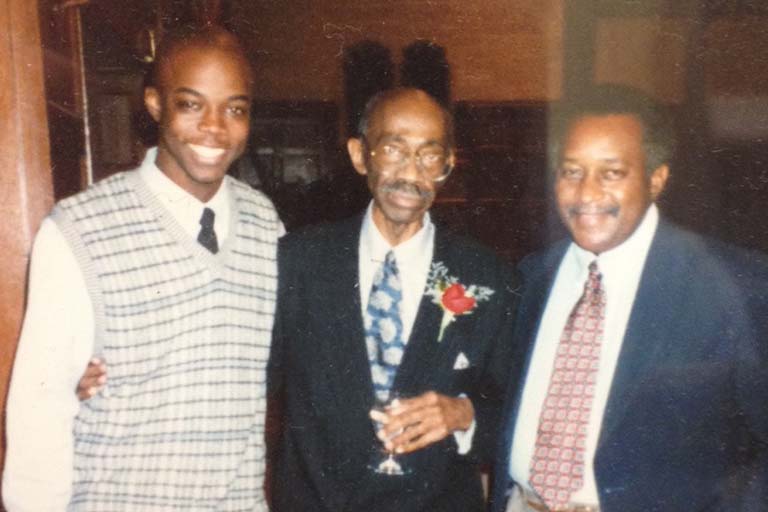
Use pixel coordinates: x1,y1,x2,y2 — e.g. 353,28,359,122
197,207,219,254
586,260,603,295
384,250,397,267
200,207,215,229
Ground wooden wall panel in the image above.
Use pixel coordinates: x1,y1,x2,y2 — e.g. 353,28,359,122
593,16,692,103
703,16,768,97
236,0,564,102
0,0,53,486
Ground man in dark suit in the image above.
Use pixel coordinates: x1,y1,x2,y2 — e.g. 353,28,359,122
490,84,768,512
268,87,519,511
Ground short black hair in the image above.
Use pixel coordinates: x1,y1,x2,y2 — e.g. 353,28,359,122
150,25,251,88
549,83,676,175
357,87,455,149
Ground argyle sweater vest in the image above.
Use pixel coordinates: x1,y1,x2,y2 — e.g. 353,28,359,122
51,171,279,511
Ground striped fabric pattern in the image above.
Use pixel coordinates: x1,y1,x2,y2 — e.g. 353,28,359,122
52,171,279,511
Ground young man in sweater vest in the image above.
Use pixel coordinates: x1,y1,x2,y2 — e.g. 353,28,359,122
4,26,282,511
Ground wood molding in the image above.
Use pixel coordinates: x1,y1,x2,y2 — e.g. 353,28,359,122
0,0,53,484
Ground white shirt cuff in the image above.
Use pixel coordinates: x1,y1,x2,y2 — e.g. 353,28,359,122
453,418,476,455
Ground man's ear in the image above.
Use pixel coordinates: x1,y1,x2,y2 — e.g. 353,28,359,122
649,164,669,200
144,87,162,122
347,137,368,177
447,149,457,171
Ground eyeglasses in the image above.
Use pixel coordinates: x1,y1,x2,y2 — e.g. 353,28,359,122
364,138,453,182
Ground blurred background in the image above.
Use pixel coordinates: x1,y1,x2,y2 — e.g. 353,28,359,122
3,0,768,499
36,0,768,258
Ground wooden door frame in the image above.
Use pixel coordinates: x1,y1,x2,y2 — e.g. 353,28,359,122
0,0,53,493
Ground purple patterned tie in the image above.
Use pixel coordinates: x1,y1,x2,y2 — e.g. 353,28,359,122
530,261,605,510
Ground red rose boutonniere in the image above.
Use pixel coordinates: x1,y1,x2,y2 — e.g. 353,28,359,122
425,262,494,342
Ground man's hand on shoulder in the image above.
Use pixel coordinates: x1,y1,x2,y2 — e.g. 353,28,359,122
369,391,474,454
76,357,107,401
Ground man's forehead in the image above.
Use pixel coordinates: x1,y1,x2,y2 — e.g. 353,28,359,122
377,91,441,116
565,113,644,137
561,114,643,148
368,100,447,139
156,42,252,87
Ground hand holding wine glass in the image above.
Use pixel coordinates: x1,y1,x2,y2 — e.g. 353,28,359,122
369,393,411,475
371,391,475,455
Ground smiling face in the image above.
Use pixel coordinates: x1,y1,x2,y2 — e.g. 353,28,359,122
347,89,454,246
144,43,252,202
555,114,669,254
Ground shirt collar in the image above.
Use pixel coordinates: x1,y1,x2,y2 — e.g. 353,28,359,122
360,201,434,267
138,147,230,214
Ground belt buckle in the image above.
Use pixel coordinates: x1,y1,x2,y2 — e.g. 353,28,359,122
524,495,598,512
514,484,599,512
558,505,599,512
523,498,549,512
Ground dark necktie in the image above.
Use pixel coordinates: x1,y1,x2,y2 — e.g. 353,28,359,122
364,251,405,402
529,260,605,510
197,207,219,254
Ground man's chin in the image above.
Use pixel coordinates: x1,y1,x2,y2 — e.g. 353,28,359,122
184,159,233,181
386,201,430,220
383,190,431,210
568,210,616,228
375,204,426,228
568,221,616,252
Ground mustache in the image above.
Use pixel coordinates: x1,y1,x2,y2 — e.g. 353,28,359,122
380,180,434,200
566,205,619,217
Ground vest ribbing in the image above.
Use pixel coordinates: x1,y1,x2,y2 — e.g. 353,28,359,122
51,171,279,512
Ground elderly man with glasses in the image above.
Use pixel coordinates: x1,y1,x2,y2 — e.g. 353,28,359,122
267,87,520,512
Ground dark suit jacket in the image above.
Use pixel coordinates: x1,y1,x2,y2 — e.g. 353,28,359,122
490,220,768,512
268,215,520,512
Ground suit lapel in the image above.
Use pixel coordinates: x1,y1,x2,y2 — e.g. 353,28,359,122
391,228,450,394
597,223,686,447
501,243,568,454
321,216,377,412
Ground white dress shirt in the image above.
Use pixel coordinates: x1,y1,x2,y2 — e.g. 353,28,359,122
509,204,660,505
358,202,475,452
3,148,237,512
358,202,435,343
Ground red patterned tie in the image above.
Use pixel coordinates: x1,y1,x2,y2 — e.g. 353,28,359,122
530,261,605,510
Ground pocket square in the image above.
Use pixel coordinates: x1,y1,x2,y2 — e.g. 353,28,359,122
453,352,470,370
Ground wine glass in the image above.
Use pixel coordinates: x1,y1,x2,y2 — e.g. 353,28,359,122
369,393,411,476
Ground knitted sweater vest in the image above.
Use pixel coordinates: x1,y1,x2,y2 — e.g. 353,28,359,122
52,171,279,511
